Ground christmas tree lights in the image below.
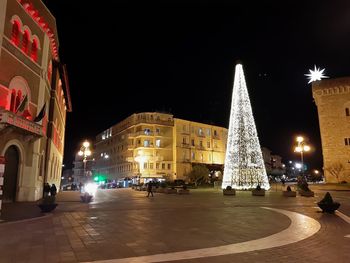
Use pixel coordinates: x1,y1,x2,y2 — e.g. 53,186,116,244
222,63,270,190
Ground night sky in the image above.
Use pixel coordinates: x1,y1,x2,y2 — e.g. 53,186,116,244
43,0,350,171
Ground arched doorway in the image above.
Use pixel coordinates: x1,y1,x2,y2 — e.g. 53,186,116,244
3,146,19,202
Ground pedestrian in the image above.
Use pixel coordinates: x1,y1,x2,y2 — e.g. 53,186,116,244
147,181,154,197
43,183,51,197
79,182,83,192
50,184,57,196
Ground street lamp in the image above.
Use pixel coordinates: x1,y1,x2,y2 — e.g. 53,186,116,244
294,136,310,177
78,140,92,179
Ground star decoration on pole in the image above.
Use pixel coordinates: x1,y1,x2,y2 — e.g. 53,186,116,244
305,65,328,84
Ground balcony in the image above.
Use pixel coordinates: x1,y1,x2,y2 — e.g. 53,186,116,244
0,109,43,141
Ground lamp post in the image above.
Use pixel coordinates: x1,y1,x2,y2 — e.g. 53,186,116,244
78,140,92,181
294,136,310,178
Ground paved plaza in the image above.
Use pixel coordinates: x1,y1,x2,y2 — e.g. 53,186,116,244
0,186,350,263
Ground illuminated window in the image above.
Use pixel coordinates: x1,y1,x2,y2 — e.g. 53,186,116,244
22,31,29,54
31,39,38,61
206,129,211,136
11,21,20,46
198,128,203,136
144,128,151,135
156,139,161,147
144,140,150,147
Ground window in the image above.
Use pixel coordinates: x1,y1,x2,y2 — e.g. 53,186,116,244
162,163,165,169
346,108,350,116
137,139,141,145
168,164,171,170
198,128,203,136
191,139,195,146
144,140,150,147
30,39,38,61
207,141,210,148
144,163,148,169
201,154,203,161
22,31,29,54
206,129,211,136
155,128,160,134
156,163,159,169
144,128,151,135
11,21,20,46
182,137,186,144
214,130,217,136
150,163,154,169
192,152,195,160
214,141,217,148
156,139,161,147
345,138,350,146
199,141,203,147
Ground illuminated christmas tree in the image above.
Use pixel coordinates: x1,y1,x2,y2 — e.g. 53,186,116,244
222,63,270,190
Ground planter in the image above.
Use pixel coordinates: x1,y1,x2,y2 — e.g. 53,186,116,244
317,202,340,213
38,203,58,213
178,189,190,194
283,191,296,197
299,190,314,197
223,189,236,196
252,189,265,196
80,194,93,203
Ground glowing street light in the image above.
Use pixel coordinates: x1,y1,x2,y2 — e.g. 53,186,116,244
294,136,311,177
78,140,92,178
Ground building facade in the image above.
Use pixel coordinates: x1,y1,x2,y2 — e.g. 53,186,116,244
94,112,228,183
0,0,71,201
312,77,350,183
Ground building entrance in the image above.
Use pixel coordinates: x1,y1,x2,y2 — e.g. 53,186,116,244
3,146,19,202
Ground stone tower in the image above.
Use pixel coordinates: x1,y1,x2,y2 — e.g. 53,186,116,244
312,77,350,183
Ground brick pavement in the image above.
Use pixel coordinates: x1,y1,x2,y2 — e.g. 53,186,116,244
0,188,349,263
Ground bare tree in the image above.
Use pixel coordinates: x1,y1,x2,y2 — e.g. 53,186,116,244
325,162,344,183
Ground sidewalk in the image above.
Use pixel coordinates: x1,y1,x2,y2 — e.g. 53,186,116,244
0,191,82,223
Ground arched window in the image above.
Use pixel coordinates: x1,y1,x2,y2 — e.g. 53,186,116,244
31,39,38,61
11,21,20,46
22,31,29,54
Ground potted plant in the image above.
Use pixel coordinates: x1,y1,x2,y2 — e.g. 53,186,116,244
223,185,236,196
38,195,58,212
252,184,265,196
317,192,340,213
178,184,190,194
80,192,93,203
298,180,314,197
283,185,296,197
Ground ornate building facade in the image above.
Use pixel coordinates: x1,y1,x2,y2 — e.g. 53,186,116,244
94,112,227,183
0,0,71,201
312,77,350,183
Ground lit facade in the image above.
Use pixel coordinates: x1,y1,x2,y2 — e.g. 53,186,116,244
0,0,71,201
94,112,227,183
312,77,350,183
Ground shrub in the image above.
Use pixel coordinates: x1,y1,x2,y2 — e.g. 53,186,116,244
286,186,292,191
226,185,232,190
298,180,311,192
256,184,261,191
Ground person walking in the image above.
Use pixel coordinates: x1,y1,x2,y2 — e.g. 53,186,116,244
43,183,51,197
50,184,57,196
147,181,154,197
